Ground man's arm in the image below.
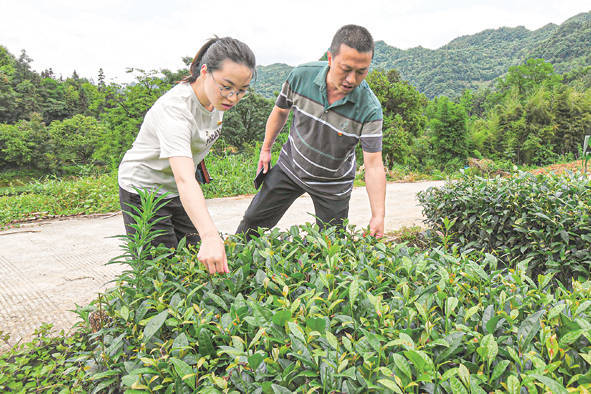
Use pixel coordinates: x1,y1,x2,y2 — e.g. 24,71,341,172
259,105,290,173
363,150,386,237
169,156,228,274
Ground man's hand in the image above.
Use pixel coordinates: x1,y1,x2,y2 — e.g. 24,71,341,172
257,105,290,173
258,147,272,173
363,150,386,238
368,216,385,238
197,234,229,274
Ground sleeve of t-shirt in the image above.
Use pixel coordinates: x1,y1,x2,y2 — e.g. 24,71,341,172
147,102,194,159
275,70,296,109
360,106,383,153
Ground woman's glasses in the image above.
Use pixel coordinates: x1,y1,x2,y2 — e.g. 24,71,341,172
210,73,249,98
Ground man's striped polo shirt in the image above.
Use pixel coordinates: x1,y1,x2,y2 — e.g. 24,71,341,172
275,61,383,199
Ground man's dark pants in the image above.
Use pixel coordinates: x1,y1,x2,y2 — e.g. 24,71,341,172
119,186,200,249
236,165,350,240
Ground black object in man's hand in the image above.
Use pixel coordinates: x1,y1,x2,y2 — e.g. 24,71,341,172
254,166,270,189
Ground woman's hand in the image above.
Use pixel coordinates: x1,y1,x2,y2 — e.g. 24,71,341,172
198,234,229,274
169,156,229,275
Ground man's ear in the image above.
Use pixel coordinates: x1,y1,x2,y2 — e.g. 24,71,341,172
327,52,332,67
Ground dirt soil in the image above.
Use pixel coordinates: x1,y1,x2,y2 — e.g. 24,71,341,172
527,160,586,175
0,181,443,351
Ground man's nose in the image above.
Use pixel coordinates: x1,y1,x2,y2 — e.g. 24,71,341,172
346,72,356,84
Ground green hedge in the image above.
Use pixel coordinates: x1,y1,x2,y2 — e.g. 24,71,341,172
417,172,591,283
1,189,590,392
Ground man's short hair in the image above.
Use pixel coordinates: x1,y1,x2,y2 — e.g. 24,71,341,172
329,25,374,57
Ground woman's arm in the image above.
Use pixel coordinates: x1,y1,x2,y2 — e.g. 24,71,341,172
169,156,228,274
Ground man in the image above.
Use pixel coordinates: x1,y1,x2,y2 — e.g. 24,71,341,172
236,25,386,239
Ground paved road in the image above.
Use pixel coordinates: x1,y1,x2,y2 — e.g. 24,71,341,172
0,181,443,350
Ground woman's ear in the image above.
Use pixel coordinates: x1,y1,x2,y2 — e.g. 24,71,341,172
200,64,208,77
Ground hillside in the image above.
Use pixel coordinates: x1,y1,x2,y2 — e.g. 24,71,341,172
252,63,292,99
254,11,591,98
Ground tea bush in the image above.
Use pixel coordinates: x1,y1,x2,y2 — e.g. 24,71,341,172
1,190,590,393
418,171,591,284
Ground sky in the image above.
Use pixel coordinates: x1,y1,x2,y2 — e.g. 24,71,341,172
1,0,589,84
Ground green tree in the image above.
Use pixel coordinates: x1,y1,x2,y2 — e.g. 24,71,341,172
365,69,427,168
0,46,17,123
220,93,274,149
551,84,591,158
0,113,49,170
427,96,468,169
94,69,172,168
14,80,41,120
492,58,562,104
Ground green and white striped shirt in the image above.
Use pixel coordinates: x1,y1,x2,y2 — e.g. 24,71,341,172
276,61,383,199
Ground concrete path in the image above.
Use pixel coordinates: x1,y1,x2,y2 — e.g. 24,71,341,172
0,181,443,350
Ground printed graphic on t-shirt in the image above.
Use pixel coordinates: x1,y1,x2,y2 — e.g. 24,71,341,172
205,125,222,147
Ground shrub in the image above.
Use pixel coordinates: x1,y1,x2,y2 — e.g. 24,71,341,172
2,190,591,392
418,171,591,284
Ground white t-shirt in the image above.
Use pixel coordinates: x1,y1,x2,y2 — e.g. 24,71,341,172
118,82,224,196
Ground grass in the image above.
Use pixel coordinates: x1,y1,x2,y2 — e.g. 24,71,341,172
0,151,273,229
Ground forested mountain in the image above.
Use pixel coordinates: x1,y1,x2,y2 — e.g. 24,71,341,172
252,63,292,98
254,11,591,98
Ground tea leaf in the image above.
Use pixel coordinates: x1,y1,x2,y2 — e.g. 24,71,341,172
529,374,568,394
490,359,510,381
575,300,591,317
559,329,584,347
404,349,433,372
467,261,488,281
440,367,457,381
517,309,545,349
378,378,404,394
349,279,359,310
272,310,291,326
446,297,459,316
288,322,306,344
170,358,194,389
248,353,264,371
548,303,566,320
507,375,520,394
248,327,266,349
397,332,415,350
143,310,168,342
392,353,412,380
325,331,339,350
458,363,470,387
480,334,498,367
119,306,129,321
449,376,469,394
485,315,502,334
464,304,480,322
206,292,228,310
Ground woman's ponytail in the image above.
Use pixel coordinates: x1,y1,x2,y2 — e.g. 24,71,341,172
182,36,256,83
183,37,219,83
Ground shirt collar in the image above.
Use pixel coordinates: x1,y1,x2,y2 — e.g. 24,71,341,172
314,62,361,106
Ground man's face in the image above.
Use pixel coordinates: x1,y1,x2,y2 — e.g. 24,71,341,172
326,44,372,95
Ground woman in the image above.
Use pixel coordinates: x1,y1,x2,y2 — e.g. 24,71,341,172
118,37,255,275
